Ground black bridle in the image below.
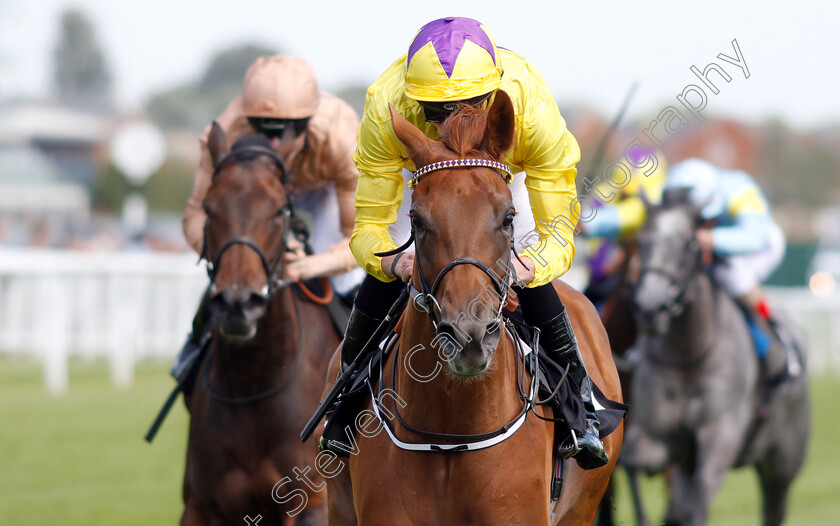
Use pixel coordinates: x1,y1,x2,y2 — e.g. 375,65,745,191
636,233,702,319
200,145,306,299
376,157,525,327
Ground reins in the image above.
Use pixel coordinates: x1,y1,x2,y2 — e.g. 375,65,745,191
197,144,326,404
363,157,563,452
201,286,307,404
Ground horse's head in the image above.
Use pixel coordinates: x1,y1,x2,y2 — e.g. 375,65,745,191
633,188,704,335
202,123,292,341
389,90,516,377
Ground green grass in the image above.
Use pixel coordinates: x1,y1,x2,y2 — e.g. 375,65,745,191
0,358,838,525
609,376,840,525
0,358,188,525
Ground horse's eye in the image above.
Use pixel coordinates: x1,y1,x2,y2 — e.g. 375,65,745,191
410,212,426,233
502,213,514,229
275,206,289,217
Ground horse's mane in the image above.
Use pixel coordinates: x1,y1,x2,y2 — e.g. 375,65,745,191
661,187,693,208
439,104,490,159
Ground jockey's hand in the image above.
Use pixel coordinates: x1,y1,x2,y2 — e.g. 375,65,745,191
511,255,535,288
284,252,344,282
696,228,715,264
381,252,415,283
283,238,307,264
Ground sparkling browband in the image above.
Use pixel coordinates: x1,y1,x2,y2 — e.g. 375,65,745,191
408,159,514,189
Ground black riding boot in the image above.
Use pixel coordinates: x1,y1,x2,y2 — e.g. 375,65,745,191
318,305,384,456
170,287,213,396
538,307,609,470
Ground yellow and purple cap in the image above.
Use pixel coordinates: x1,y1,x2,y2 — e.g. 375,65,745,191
405,17,503,102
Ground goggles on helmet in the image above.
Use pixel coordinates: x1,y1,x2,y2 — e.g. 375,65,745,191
248,117,310,140
417,92,493,124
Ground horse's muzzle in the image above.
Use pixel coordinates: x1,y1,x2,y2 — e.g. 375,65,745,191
210,286,269,340
436,318,501,377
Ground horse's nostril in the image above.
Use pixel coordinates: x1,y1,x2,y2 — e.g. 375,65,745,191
245,291,269,312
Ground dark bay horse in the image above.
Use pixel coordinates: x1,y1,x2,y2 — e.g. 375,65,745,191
324,92,623,525
181,124,338,525
620,192,809,526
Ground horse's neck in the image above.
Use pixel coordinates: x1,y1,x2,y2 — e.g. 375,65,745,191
664,271,718,360
393,312,521,435
210,288,300,391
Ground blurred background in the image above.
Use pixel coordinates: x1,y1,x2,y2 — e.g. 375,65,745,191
1,1,838,524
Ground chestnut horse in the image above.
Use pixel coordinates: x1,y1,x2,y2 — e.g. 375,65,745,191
323,92,623,525
181,124,338,525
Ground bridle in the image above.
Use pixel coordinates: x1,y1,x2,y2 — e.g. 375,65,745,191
198,144,313,404
636,232,702,320
377,158,524,329
636,218,719,369
200,145,303,299
362,157,564,452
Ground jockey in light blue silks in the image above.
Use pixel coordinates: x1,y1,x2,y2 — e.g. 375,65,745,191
665,158,801,378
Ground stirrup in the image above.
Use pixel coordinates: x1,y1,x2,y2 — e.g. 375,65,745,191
557,429,581,458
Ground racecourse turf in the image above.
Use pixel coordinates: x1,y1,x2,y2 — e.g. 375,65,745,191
0,357,838,525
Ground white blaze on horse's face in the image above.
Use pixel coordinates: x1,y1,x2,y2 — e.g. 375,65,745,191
635,207,698,336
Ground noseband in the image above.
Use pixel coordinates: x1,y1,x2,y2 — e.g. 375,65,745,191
637,235,701,318
378,158,522,328
201,145,303,298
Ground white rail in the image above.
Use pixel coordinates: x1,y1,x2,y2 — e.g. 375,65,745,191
0,249,206,393
0,250,837,394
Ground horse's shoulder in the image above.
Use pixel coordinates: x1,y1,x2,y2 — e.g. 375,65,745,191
551,280,600,325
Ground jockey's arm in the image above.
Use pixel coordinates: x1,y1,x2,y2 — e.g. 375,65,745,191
284,101,361,281
183,98,244,255
350,93,408,283
710,186,772,255
581,195,648,241
183,125,217,255
518,95,580,287
711,212,772,256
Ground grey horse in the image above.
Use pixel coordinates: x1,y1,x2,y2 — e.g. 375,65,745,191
619,191,810,526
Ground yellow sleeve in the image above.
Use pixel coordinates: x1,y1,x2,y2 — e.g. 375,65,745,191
728,186,767,217
616,196,648,236
350,88,408,282
517,95,580,288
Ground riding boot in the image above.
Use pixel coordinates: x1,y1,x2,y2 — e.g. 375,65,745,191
537,307,609,470
171,287,213,398
767,316,804,380
318,306,384,457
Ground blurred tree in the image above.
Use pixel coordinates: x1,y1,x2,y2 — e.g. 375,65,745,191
198,44,275,93
52,9,112,110
146,43,276,132
335,83,369,117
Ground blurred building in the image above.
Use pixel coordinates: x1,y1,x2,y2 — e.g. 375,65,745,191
663,118,760,173
0,100,115,246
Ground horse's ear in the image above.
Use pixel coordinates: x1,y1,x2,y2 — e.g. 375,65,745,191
207,121,228,168
481,90,515,161
389,103,436,166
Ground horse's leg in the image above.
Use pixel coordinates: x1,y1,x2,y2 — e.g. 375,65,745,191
180,498,220,526
319,347,357,526
294,507,329,526
686,424,743,526
663,468,691,526
594,477,614,526
326,468,357,526
755,459,793,526
624,467,650,526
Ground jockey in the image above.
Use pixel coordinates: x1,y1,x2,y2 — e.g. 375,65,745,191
173,56,365,390
581,151,668,306
665,158,801,377
321,17,608,469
